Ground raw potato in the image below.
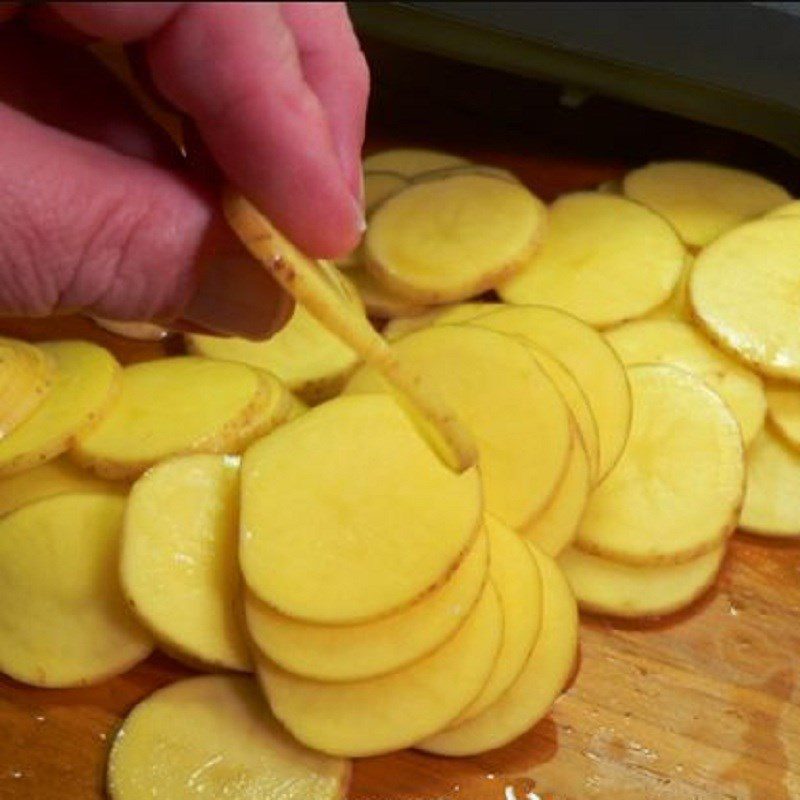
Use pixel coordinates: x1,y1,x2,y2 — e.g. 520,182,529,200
0,457,125,517
579,365,744,565
245,527,488,682
471,305,631,479
766,200,800,219
0,341,120,477
0,494,152,687
766,383,800,449
741,426,800,536
123,455,251,671
383,302,500,341
690,217,800,381
364,170,409,212
240,394,482,624
558,545,726,618
73,357,290,479
346,325,572,530
448,516,542,725
523,432,590,557
647,255,692,322
363,148,470,177
606,319,766,445
345,266,431,319
417,544,578,756
623,161,790,247
0,338,56,436
408,164,519,186
189,298,362,405
497,192,685,327
257,582,503,757
91,318,169,341
107,675,350,800
365,174,547,303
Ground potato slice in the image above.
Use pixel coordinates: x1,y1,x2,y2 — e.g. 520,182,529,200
0,457,125,517
363,148,469,177
0,494,152,687
107,675,349,800
346,325,572,530
558,544,725,618
345,266,431,319
449,516,541,725
766,383,800,449
91,318,169,341
123,454,250,671
690,217,800,381
382,302,500,341
741,427,800,536
189,301,361,405
766,200,800,219
417,544,578,756
0,338,56,437
257,581,502,757
606,319,766,446
623,161,790,247
408,164,519,186
471,305,631,479
523,431,590,557
364,170,408,212
246,526,488,682
579,365,744,565
241,394,482,624
647,255,692,322
364,174,547,303
498,192,685,327
0,341,120,477
73,357,290,479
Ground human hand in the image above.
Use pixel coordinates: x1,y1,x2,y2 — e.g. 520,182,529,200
0,2,369,337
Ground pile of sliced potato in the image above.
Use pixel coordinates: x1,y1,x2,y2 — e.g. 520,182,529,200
1,150,800,797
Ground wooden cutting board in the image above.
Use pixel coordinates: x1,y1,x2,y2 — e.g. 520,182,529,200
2,37,800,800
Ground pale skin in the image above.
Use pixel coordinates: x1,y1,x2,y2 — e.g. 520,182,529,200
0,2,369,337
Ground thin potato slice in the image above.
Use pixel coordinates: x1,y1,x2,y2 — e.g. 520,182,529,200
0,494,152,687
346,325,572,530
189,299,362,405
345,266,431,319
523,432,590,557
91,318,169,341
383,302,500,341
498,192,685,327
241,394,482,624
107,675,350,800
73,357,290,479
579,365,744,565
766,383,800,449
471,305,631,479
408,164,519,186
741,427,800,536
647,255,692,322
0,338,56,437
364,170,408,212
0,341,120,477
245,527,488,682
363,148,469,177
257,582,503,757
123,455,251,671
623,161,790,247
449,516,541,725
417,544,578,756
766,200,800,219
606,319,766,446
559,544,725,618
365,174,547,303
690,217,800,381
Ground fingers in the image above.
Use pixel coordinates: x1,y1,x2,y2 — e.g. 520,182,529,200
49,2,181,41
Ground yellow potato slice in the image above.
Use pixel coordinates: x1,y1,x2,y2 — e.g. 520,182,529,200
107,675,350,800
523,431,590,556
0,457,125,517
498,192,685,327
73,357,290,479
408,164,519,186
417,544,578,756
623,161,791,247
364,170,408,212
189,301,361,405
123,454,250,671
558,544,726,618
257,581,502,757
0,341,120,477
365,174,547,303
470,305,631,479
91,318,169,341
346,325,571,530
0,494,152,687
382,302,500,341
345,266,431,319
579,365,744,565
741,426,800,536
241,394,482,624
246,527,488,682
690,217,800,381
449,516,541,725
647,254,692,321
606,319,766,446
363,148,469,177
766,383,800,449
766,200,800,219
0,338,56,437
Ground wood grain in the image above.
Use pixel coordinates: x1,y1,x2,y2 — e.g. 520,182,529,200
3,37,800,800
